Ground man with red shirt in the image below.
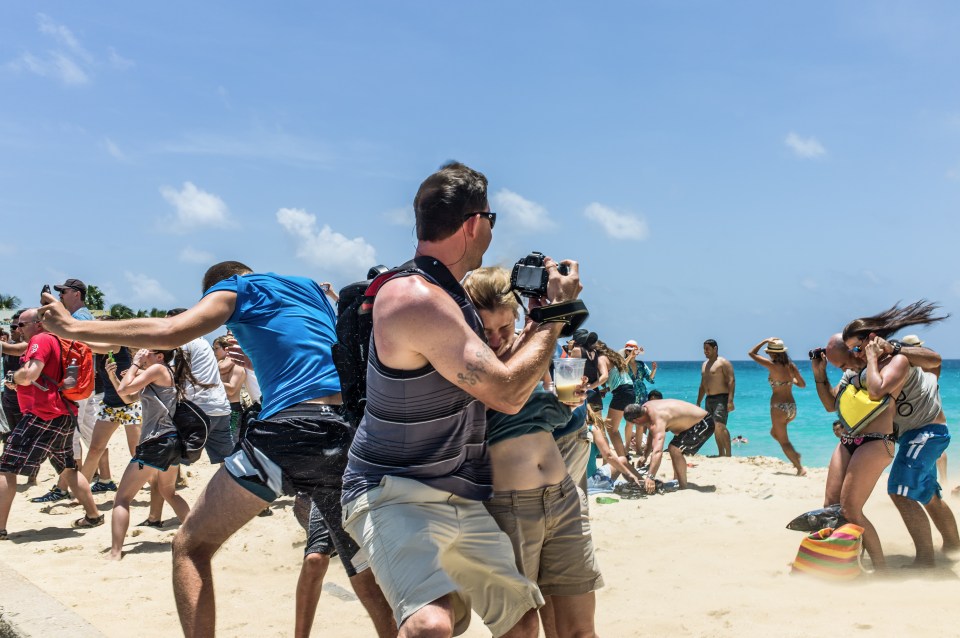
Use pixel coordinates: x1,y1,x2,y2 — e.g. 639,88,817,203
0,308,103,540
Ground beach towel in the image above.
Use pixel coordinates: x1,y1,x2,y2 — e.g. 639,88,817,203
791,523,864,581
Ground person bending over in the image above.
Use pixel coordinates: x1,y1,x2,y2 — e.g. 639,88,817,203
624,399,715,493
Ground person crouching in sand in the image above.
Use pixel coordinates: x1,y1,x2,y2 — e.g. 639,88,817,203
624,399,715,494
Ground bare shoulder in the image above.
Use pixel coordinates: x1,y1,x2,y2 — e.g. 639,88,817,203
375,274,457,323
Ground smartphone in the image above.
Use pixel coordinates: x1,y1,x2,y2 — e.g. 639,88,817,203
41,284,51,296
321,283,331,292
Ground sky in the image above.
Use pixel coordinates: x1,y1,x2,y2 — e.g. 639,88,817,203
2,2,960,360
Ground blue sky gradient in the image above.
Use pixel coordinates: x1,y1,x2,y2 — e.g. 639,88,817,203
2,2,959,359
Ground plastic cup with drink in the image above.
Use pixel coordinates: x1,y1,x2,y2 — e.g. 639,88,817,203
552,357,586,403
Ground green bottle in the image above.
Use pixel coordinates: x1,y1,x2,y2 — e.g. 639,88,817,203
595,496,619,505
107,351,116,364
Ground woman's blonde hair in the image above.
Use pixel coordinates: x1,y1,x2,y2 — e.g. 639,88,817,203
463,267,519,316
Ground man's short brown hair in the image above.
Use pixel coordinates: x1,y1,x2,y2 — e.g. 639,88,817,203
202,261,253,293
414,161,488,242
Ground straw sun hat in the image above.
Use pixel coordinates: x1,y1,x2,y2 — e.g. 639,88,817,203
765,339,788,354
901,334,925,347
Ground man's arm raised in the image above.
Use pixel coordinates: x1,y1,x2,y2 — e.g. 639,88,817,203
39,291,236,349
375,278,562,415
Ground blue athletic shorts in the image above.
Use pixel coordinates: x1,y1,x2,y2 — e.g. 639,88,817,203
888,423,949,504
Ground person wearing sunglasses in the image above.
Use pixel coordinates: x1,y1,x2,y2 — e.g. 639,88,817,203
0,307,104,541
29,278,106,506
341,161,581,638
37,262,396,637
841,302,959,568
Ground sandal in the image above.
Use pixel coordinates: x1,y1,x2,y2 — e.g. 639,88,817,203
72,514,105,529
136,518,163,529
0,529,8,541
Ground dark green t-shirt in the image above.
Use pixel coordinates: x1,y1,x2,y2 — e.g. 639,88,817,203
486,390,572,446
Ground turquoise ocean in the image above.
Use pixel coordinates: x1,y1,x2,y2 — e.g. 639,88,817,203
604,359,960,472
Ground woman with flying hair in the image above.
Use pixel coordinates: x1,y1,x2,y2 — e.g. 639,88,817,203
464,267,633,638
840,301,959,567
748,337,806,476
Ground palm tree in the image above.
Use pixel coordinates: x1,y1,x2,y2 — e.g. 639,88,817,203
109,303,135,319
0,294,21,310
148,308,167,318
85,284,105,310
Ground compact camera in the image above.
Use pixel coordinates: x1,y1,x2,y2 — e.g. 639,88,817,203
808,348,826,360
510,252,569,298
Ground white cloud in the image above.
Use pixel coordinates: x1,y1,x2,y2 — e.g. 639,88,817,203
123,272,176,305
583,203,649,240
382,206,414,226
104,137,126,161
37,13,92,63
7,14,131,86
178,246,214,264
492,188,553,231
160,182,230,230
785,132,827,159
862,270,881,285
158,131,333,168
9,51,89,86
276,208,377,277
801,277,818,291
107,47,134,70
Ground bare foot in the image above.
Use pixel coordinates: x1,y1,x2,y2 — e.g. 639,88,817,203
797,467,807,477
108,550,123,561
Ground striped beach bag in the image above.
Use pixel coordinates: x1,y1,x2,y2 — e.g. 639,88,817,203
791,523,865,580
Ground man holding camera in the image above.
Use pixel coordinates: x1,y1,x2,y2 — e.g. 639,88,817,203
341,161,582,638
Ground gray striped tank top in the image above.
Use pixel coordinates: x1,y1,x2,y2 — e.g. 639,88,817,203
341,260,492,504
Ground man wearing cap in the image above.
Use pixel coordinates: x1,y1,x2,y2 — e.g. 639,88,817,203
0,308,104,540
31,278,108,503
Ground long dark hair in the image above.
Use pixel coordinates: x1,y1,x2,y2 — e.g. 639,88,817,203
595,340,628,373
157,348,213,394
770,352,793,366
842,300,948,341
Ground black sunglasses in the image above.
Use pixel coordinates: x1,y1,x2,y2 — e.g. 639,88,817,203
463,211,497,229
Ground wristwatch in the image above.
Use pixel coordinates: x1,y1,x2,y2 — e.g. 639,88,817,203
890,341,902,357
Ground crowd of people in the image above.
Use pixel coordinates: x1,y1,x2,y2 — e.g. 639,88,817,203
0,161,958,637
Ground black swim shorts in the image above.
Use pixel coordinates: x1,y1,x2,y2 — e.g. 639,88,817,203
669,416,716,455
133,434,181,471
705,394,729,424
609,385,635,412
224,403,360,576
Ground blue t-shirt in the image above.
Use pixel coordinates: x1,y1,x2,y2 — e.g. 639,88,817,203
72,307,94,321
203,273,340,419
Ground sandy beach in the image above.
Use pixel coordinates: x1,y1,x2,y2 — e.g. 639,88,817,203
1,432,958,637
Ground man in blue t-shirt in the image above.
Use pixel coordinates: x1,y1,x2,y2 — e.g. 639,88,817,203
37,261,394,638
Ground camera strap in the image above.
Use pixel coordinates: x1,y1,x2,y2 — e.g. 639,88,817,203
529,300,589,338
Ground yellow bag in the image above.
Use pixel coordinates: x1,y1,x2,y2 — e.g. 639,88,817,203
836,383,889,436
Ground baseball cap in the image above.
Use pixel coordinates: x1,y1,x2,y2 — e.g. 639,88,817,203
54,278,87,294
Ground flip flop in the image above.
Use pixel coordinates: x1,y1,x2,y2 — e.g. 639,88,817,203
136,519,163,528
72,514,105,529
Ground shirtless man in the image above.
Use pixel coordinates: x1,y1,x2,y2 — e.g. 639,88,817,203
212,335,246,434
623,399,715,493
697,339,734,457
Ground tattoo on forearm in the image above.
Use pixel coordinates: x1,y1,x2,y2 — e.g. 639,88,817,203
457,350,488,387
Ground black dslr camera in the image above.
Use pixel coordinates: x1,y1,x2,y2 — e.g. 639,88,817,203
510,252,569,298
809,348,826,360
